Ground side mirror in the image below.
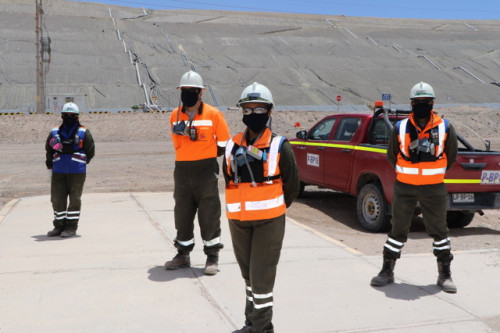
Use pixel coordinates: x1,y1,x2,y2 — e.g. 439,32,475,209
296,130,307,139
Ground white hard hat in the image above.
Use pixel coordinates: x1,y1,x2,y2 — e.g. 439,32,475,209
177,70,205,89
62,102,80,114
410,81,435,99
238,82,274,107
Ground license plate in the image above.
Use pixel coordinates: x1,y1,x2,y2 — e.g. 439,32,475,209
481,170,500,184
452,193,474,203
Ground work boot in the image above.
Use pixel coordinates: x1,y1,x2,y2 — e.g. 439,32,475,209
60,222,78,238
370,259,396,287
204,255,219,275
164,252,190,270
47,227,63,237
437,260,457,293
232,326,252,333
47,220,65,237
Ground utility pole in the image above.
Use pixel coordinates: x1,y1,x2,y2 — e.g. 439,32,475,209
35,0,50,114
35,0,44,114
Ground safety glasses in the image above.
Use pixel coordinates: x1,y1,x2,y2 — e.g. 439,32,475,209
241,106,269,115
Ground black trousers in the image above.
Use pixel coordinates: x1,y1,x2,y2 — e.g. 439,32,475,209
384,181,453,261
173,158,222,255
51,172,86,228
229,215,286,333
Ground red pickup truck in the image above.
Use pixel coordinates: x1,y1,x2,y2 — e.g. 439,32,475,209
290,105,500,232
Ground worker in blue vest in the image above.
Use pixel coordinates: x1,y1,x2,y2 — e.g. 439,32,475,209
45,102,95,237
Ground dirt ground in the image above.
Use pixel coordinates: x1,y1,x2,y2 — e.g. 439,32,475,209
1,106,499,256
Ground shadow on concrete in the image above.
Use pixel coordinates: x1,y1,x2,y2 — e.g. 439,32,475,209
298,188,500,237
147,265,204,282
295,188,362,231
371,283,440,300
31,234,82,242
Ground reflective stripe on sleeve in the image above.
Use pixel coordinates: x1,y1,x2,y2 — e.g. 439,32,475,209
217,140,227,148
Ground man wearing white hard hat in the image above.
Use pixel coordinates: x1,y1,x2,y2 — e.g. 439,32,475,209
371,82,458,293
223,82,299,333
45,102,95,237
165,71,230,275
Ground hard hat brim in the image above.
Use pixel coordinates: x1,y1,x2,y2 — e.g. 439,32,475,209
177,86,207,90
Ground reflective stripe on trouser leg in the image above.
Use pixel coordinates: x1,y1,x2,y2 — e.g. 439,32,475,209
53,210,67,228
383,237,405,259
174,238,195,253
173,163,197,252
244,283,255,327
173,158,222,254
229,215,285,333
195,159,222,256
66,210,80,221
53,211,67,221
433,237,453,261
67,173,85,224
51,173,69,217
203,236,223,256
250,216,285,333
389,181,418,244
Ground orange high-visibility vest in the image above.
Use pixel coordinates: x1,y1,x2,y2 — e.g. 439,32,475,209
395,112,449,185
225,129,286,221
170,103,230,161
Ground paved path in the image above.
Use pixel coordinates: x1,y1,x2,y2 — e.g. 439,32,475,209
0,192,499,332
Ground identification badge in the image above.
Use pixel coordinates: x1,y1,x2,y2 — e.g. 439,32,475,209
247,145,263,160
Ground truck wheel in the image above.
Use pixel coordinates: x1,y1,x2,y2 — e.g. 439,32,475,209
356,183,391,232
446,211,475,228
298,182,306,198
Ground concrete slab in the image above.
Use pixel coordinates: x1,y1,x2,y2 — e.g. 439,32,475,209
0,192,499,332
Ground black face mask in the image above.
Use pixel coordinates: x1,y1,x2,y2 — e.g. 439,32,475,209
62,115,78,127
412,103,433,119
181,90,199,107
243,113,269,133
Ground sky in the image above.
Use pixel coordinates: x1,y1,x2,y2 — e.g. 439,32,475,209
73,0,500,20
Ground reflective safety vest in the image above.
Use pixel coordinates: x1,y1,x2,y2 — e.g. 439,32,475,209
51,127,87,174
170,103,230,161
395,113,449,185
225,128,286,221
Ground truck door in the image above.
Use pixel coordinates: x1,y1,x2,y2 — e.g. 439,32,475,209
324,117,361,189
295,117,336,185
